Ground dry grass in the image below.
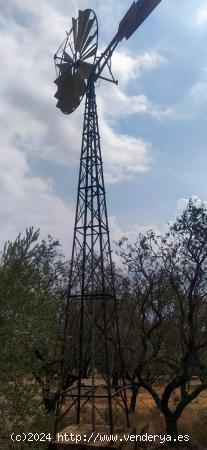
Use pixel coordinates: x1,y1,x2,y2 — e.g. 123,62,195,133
58,379,207,433
132,382,207,434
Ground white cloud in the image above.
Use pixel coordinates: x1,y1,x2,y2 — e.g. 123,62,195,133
0,1,159,175
110,49,165,85
0,143,74,253
159,0,206,29
101,121,151,183
109,215,160,243
94,48,166,182
188,82,207,107
98,48,166,119
154,81,207,122
97,49,188,123
0,0,167,247
197,5,207,26
102,91,151,117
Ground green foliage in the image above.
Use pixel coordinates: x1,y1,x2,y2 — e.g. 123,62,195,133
0,227,67,440
116,199,207,439
1,199,207,445
5,383,54,450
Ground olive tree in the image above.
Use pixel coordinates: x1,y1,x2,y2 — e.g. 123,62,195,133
0,228,67,436
117,200,207,440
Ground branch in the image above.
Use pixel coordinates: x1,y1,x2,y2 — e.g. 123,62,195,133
175,382,207,417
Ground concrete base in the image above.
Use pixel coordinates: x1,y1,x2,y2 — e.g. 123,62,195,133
49,425,137,450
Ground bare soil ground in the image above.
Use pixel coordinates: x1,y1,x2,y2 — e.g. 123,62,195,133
57,380,207,449
1,380,207,449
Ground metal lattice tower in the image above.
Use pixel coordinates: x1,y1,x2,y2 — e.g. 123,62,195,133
56,80,129,434
68,81,115,305
53,0,162,437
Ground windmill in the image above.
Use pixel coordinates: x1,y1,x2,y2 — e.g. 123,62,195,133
53,0,162,439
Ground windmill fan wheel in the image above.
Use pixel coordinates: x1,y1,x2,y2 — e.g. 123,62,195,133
54,9,98,115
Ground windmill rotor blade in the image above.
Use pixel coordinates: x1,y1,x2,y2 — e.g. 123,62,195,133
54,76,62,86
73,73,86,96
82,44,97,61
56,93,79,113
80,17,96,51
118,0,162,40
78,61,93,79
54,73,73,98
56,96,80,114
54,9,98,114
54,72,86,114
76,10,90,52
57,62,72,74
63,51,73,62
72,17,78,50
80,30,97,57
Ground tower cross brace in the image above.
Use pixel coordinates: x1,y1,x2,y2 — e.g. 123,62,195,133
56,80,129,435
53,1,162,437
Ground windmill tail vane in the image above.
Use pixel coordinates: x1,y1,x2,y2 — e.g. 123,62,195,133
118,0,162,40
52,0,162,439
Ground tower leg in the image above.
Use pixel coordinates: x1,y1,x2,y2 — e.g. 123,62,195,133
57,80,129,433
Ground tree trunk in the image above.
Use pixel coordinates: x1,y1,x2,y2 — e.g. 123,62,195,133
165,414,179,441
129,383,140,411
43,395,57,413
112,371,119,392
42,383,57,413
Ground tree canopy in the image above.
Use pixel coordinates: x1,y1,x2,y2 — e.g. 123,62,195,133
1,200,207,446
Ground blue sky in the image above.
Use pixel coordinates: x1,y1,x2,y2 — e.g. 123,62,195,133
1,0,207,254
